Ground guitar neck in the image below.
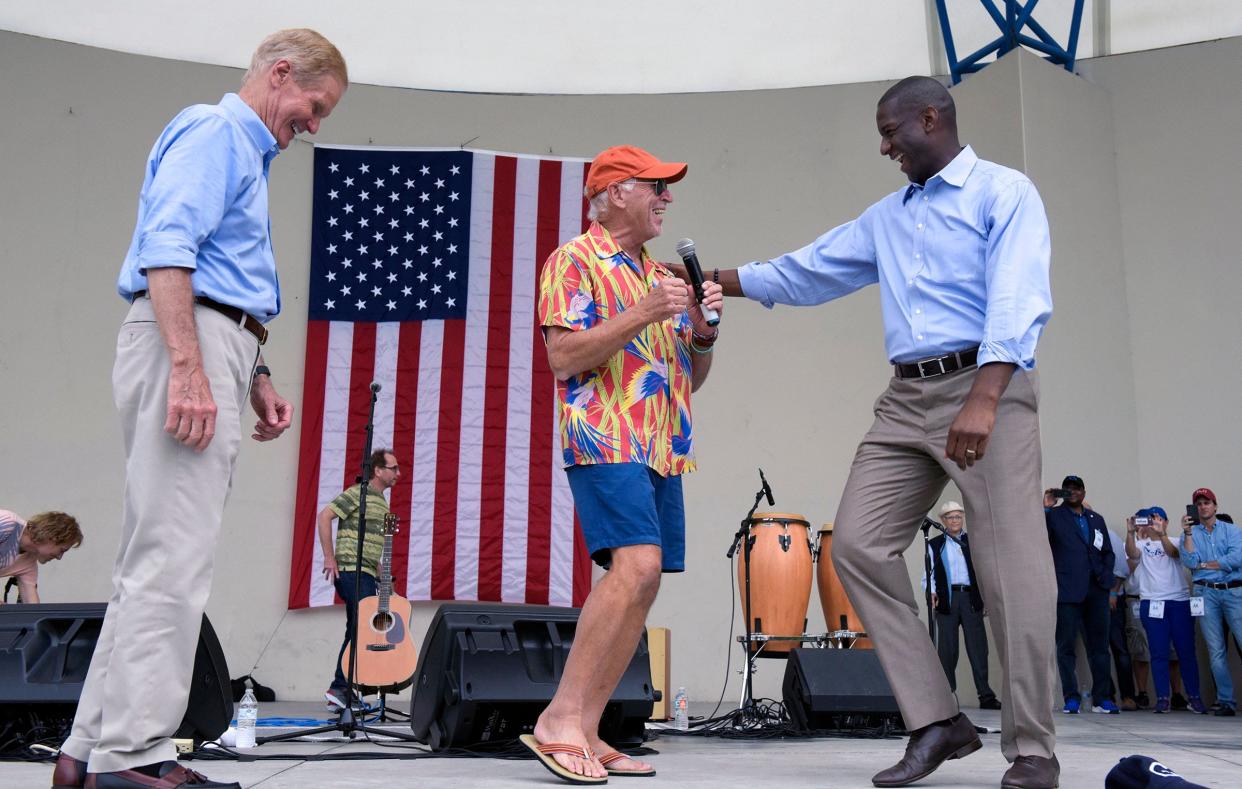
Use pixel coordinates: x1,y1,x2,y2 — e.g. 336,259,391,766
378,526,393,611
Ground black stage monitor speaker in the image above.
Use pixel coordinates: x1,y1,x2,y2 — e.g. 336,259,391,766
0,603,233,742
410,602,654,751
782,647,903,730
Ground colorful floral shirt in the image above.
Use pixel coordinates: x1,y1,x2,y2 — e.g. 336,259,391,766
538,222,696,477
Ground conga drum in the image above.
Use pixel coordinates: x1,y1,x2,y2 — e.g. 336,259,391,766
737,513,813,656
815,522,873,648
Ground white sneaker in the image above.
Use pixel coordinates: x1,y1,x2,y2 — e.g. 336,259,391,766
324,688,347,711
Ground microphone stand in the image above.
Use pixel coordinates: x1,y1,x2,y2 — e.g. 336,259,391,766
259,383,420,745
726,472,771,719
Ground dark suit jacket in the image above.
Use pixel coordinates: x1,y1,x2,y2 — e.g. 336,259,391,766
1045,504,1115,603
929,533,985,614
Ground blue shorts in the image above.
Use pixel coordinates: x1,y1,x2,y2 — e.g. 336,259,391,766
565,463,685,572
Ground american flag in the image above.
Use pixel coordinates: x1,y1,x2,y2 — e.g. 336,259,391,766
287,146,593,610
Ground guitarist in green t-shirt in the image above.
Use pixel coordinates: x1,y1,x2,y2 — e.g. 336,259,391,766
316,448,402,710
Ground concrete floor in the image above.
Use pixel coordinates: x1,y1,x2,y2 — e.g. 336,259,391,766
8,702,1241,788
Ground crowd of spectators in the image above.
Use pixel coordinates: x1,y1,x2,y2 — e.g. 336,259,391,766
1042,479,1241,716
925,478,1242,718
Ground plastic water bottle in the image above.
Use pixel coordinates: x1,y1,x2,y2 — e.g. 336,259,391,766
673,686,689,730
235,688,258,748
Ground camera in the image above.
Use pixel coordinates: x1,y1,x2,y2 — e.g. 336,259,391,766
1050,488,1071,499
1134,516,1150,526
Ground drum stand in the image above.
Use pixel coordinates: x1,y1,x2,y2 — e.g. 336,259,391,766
726,471,774,720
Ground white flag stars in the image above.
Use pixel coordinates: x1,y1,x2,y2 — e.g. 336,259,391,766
313,151,471,320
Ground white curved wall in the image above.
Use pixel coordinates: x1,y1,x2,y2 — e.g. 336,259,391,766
2,0,1240,94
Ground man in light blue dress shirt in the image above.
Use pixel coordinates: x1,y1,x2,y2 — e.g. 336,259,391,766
715,76,1058,789
1180,487,1242,716
55,29,347,789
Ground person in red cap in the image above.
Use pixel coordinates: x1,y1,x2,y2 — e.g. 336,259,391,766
524,145,724,783
1180,487,1242,716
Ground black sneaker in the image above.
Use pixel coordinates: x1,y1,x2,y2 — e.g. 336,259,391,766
1171,693,1189,711
1135,691,1151,709
1214,705,1237,717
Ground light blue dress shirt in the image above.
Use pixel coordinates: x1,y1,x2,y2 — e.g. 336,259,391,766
1180,520,1242,583
738,146,1052,367
117,93,281,322
925,538,972,598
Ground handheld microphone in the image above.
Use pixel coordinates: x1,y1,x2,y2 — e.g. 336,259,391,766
674,238,720,327
758,468,775,506
370,381,382,393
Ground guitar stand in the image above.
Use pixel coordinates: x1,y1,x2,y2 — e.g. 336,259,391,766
372,688,411,723
258,384,421,746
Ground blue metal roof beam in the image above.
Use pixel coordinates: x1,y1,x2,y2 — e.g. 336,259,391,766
934,0,1085,84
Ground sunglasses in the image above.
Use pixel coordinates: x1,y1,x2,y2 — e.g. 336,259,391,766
631,178,668,197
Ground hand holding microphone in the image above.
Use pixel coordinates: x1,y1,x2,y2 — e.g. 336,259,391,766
675,238,722,327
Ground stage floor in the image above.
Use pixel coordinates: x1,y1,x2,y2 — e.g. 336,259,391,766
7,701,1241,788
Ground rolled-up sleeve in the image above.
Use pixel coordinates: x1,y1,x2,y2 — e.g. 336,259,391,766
738,212,879,309
135,116,238,274
979,179,1052,369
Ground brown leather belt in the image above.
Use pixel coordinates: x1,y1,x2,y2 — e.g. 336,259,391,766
132,290,267,345
894,347,979,379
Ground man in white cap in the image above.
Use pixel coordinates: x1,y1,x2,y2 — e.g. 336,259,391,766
926,501,1000,710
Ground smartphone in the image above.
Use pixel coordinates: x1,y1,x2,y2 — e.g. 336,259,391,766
1134,516,1150,526
1186,504,1199,525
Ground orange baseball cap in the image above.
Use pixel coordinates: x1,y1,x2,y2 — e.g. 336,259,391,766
585,145,687,197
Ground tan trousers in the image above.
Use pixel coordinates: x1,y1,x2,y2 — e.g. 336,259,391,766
62,298,258,773
831,366,1057,761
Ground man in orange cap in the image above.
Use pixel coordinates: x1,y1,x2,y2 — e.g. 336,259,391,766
523,145,724,783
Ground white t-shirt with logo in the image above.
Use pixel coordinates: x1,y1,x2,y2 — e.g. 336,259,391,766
1133,535,1190,601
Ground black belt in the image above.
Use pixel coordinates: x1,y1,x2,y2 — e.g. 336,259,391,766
950,584,972,591
894,347,979,379
1194,579,1242,590
133,290,267,345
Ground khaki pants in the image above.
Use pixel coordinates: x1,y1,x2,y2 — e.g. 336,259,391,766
832,366,1057,761
62,298,258,773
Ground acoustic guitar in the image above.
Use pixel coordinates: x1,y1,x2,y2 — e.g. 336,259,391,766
341,513,418,690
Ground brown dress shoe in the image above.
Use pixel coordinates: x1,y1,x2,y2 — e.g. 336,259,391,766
871,713,982,787
84,761,240,788
52,753,88,788
1001,754,1060,789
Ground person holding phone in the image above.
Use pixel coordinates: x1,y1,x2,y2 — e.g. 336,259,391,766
1179,488,1242,716
1125,507,1206,714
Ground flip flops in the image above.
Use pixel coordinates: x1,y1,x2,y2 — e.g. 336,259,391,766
518,733,608,785
599,751,657,777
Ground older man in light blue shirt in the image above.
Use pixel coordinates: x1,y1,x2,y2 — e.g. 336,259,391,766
1180,487,1242,715
56,29,347,789
715,76,1058,789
